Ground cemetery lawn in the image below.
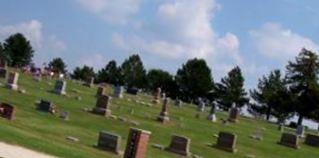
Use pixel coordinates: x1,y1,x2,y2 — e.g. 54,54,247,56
1,72,319,158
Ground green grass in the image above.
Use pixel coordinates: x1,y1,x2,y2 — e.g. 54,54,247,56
0,71,319,158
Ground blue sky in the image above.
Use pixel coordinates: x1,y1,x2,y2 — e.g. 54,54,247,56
0,0,318,89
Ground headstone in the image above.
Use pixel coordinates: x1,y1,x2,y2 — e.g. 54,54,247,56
175,99,182,108
157,98,170,123
305,134,319,147
215,132,237,153
127,87,138,95
93,95,112,116
166,135,191,156
0,58,7,78
96,86,106,97
124,128,151,158
97,131,121,154
0,103,15,120
113,86,124,98
278,133,300,149
6,72,19,90
32,73,42,82
228,104,239,122
37,100,57,114
197,98,205,112
207,103,217,122
60,111,69,120
250,128,263,141
54,80,66,95
296,125,305,138
152,87,161,104
84,77,94,87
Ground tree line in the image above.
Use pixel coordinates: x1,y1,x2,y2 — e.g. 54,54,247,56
1,33,319,126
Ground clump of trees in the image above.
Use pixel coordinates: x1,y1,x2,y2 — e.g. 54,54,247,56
2,32,319,125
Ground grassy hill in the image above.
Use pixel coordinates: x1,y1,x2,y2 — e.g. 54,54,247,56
0,71,319,158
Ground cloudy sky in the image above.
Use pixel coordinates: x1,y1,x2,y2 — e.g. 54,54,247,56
0,0,318,88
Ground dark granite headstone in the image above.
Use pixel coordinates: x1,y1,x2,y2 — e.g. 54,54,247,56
97,131,121,154
38,100,56,113
54,80,66,95
305,134,319,147
127,87,138,95
216,132,237,153
166,135,191,156
228,107,239,122
278,133,299,149
93,95,112,116
0,103,15,120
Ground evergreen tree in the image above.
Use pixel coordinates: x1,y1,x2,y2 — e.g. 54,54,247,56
72,65,95,81
3,33,34,67
286,48,319,125
48,57,67,74
147,69,174,92
215,66,249,110
97,60,122,85
250,70,294,122
175,58,213,101
121,54,146,88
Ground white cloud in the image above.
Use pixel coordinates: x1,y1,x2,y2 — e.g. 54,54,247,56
79,53,106,70
112,0,242,65
250,22,319,60
0,20,43,49
75,0,140,24
48,35,67,52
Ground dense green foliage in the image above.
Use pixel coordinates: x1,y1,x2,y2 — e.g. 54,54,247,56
215,66,249,110
48,57,67,74
96,60,122,85
72,65,95,81
250,70,294,122
121,54,147,88
3,33,34,67
175,58,213,101
286,48,319,125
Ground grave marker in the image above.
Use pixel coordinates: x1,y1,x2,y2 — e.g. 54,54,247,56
96,86,106,97
113,86,124,98
305,134,319,147
124,128,151,158
54,80,66,95
157,98,170,123
37,100,57,114
296,125,305,138
166,135,191,156
278,133,300,149
97,131,121,154
152,87,161,104
215,132,237,153
84,77,94,87
6,72,19,90
228,104,239,122
0,103,15,120
93,95,112,116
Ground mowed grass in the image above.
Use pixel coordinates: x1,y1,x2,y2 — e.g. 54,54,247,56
0,71,319,158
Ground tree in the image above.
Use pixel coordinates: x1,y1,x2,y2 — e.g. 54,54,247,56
97,60,122,85
3,33,34,67
147,69,174,92
48,57,67,74
121,54,146,88
215,66,249,110
175,58,213,101
286,48,319,125
250,70,294,122
72,65,95,81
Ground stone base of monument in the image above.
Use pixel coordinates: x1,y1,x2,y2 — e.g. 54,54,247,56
207,114,217,122
93,107,112,116
157,115,170,124
6,84,18,91
228,118,239,123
